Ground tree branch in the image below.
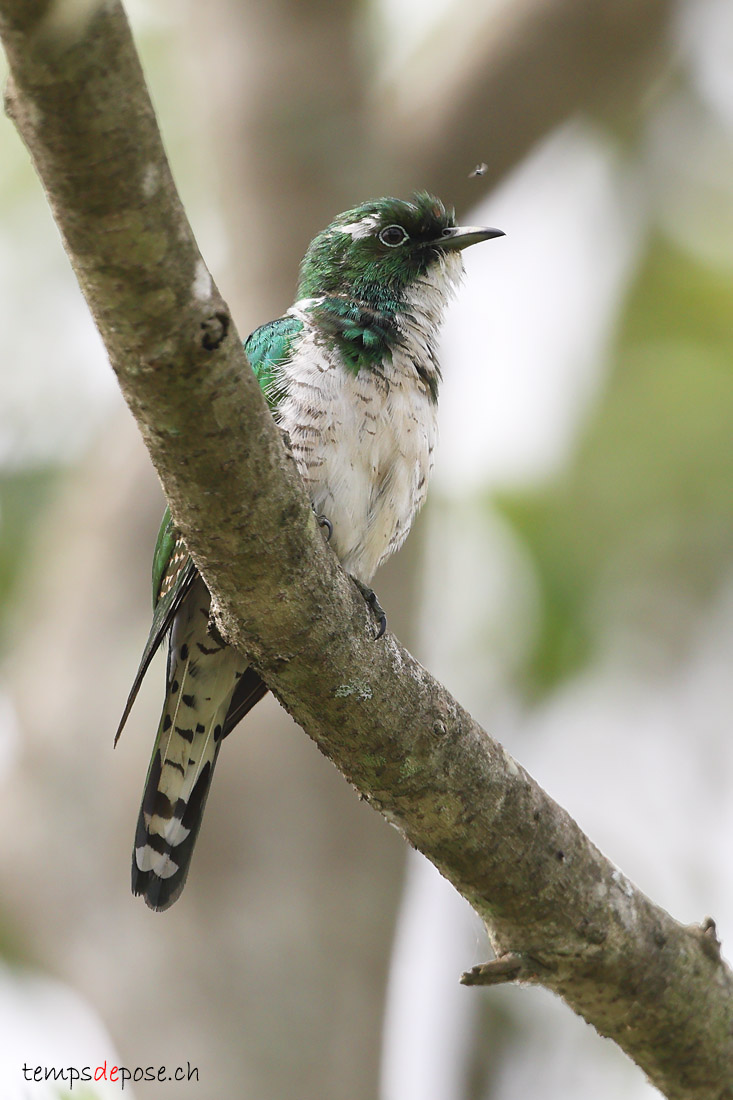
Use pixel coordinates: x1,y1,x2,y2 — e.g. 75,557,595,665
1,3,731,1097
377,0,674,203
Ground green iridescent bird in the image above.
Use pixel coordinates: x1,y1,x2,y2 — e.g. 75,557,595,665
117,193,503,910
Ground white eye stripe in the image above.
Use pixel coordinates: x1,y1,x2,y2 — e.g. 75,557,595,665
338,216,380,239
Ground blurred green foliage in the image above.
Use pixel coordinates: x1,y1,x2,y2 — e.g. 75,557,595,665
0,469,56,648
496,235,733,694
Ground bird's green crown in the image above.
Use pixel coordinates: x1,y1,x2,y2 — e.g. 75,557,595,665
297,192,457,310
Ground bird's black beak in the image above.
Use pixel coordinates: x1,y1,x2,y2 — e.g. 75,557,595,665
434,225,505,251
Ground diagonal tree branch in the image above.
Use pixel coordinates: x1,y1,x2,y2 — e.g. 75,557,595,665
376,0,674,203
1,3,731,1097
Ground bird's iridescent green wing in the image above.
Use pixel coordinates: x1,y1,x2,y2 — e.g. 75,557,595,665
151,506,179,607
245,315,303,410
115,507,197,744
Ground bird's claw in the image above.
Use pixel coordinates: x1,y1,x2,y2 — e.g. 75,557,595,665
315,513,333,541
353,578,387,640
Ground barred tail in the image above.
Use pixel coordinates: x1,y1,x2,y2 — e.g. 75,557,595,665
131,574,268,911
132,696,226,911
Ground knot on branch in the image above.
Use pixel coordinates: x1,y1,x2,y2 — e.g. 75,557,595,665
461,952,536,987
200,310,230,351
697,916,723,963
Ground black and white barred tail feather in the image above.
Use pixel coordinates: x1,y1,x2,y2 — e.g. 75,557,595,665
132,724,221,911
131,577,266,911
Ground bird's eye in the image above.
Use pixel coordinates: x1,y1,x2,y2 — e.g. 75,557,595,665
378,225,409,247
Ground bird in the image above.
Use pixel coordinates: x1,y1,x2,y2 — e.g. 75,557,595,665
116,192,503,910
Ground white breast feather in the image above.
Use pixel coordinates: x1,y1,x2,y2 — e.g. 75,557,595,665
276,253,463,583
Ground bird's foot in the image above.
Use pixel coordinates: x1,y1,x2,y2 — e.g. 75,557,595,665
352,578,387,640
315,511,333,541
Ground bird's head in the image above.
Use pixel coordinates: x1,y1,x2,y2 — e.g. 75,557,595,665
297,192,503,311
